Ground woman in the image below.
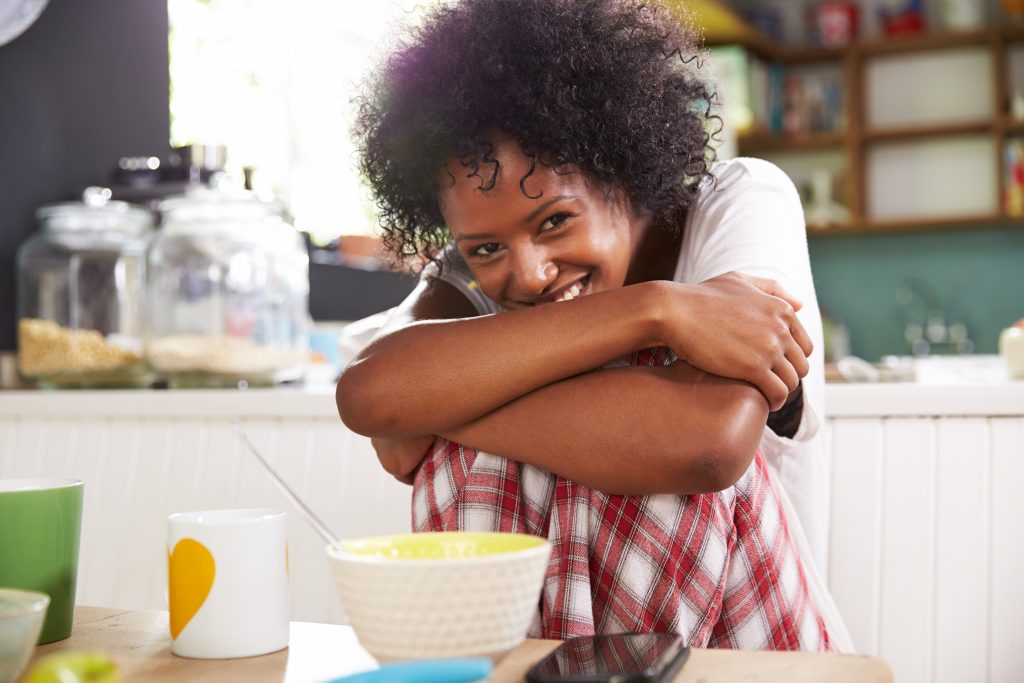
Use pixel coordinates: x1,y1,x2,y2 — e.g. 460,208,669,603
337,0,846,649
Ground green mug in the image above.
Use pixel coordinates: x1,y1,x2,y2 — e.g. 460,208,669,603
0,479,83,643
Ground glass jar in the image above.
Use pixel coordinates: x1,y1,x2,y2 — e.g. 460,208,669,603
145,191,309,387
16,188,154,388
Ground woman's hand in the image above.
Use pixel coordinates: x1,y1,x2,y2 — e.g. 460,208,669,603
372,434,436,485
656,272,813,411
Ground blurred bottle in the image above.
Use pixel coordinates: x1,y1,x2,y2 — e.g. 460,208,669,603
1000,320,1024,378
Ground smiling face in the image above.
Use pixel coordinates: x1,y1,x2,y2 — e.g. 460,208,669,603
437,139,649,309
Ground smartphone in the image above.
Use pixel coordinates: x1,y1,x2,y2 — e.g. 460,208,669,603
525,633,690,683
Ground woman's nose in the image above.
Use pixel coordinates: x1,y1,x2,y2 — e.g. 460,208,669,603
511,250,557,298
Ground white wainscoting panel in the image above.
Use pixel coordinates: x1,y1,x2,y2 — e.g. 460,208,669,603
828,415,1024,683
879,418,935,683
934,420,990,683
989,418,1024,683
828,418,884,655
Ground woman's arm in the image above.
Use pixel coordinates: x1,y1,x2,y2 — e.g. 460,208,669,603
441,359,768,495
337,274,809,438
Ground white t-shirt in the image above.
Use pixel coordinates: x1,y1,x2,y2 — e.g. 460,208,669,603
423,157,829,569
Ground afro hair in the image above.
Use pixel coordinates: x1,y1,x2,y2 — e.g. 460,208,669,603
353,0,720,269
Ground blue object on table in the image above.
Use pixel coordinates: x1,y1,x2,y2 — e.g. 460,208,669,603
323,658,494,683
309,328,344,370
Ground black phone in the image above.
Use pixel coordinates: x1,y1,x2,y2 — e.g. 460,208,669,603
525,633,690,683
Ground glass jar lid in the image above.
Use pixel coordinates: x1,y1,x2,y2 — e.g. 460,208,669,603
36,187,153,235
158,189,285,225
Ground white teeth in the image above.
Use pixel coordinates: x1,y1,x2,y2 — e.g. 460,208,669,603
557,281,583,302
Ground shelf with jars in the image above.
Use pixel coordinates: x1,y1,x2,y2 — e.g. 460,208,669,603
710,23,1024,235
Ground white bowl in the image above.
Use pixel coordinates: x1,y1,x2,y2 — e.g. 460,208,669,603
326,532,550,661
0,589,50,683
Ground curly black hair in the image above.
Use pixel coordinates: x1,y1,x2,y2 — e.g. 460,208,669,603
353,0,720,269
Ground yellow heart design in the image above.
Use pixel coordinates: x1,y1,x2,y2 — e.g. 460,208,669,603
168,538,216,640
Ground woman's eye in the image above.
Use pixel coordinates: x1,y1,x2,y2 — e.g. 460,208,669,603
468,242,502,258
540,213,570,232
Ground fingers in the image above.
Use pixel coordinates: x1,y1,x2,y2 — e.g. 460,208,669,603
774,308,810,380
372,438,412,478
757,369,791,412
772,357,800,394
754,343,801,410
373,435,434,487
784,335,811,378
740,274,804,312
385,457,418,485
789,316,814,358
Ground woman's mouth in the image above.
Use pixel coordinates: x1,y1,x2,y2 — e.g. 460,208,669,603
552,275,590,303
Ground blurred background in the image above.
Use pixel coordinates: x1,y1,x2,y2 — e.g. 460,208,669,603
1,0,1022,376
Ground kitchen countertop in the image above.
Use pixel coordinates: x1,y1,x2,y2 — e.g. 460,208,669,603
0,385,343,418
2,380,1024,419
29,607,893,683
824,381,1024,416
2,353,1023,419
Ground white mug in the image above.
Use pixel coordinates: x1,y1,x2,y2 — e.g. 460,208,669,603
167,509,289,659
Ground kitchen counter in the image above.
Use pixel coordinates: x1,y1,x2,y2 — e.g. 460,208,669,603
3,379,1024,418
824,354,1024,416
0,385,342,418
826,380,1024,416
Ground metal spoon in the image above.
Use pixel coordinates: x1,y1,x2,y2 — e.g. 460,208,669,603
232,422,342,548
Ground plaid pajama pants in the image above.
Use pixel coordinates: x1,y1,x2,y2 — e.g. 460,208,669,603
412,348,833,651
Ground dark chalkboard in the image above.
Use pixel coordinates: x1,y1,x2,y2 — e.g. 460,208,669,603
0,0,170,350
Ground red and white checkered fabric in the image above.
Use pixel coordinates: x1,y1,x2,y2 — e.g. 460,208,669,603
412,347,833,651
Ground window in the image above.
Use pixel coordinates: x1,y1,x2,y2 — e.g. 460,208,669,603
168,0,432,244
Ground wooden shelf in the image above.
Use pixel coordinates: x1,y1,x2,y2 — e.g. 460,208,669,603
706,29,777,61
712,27,1013,63
776,45,845,64
807,214,1020,236
740,121,992,152
1005,116,1024,134
1000,25,1024,42
806,224,869,236
738,131,845,154
855,29,996,56
865,213,1007,231
862,121,993,143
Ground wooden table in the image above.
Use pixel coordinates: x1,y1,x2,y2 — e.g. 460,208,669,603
28,607,891,683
